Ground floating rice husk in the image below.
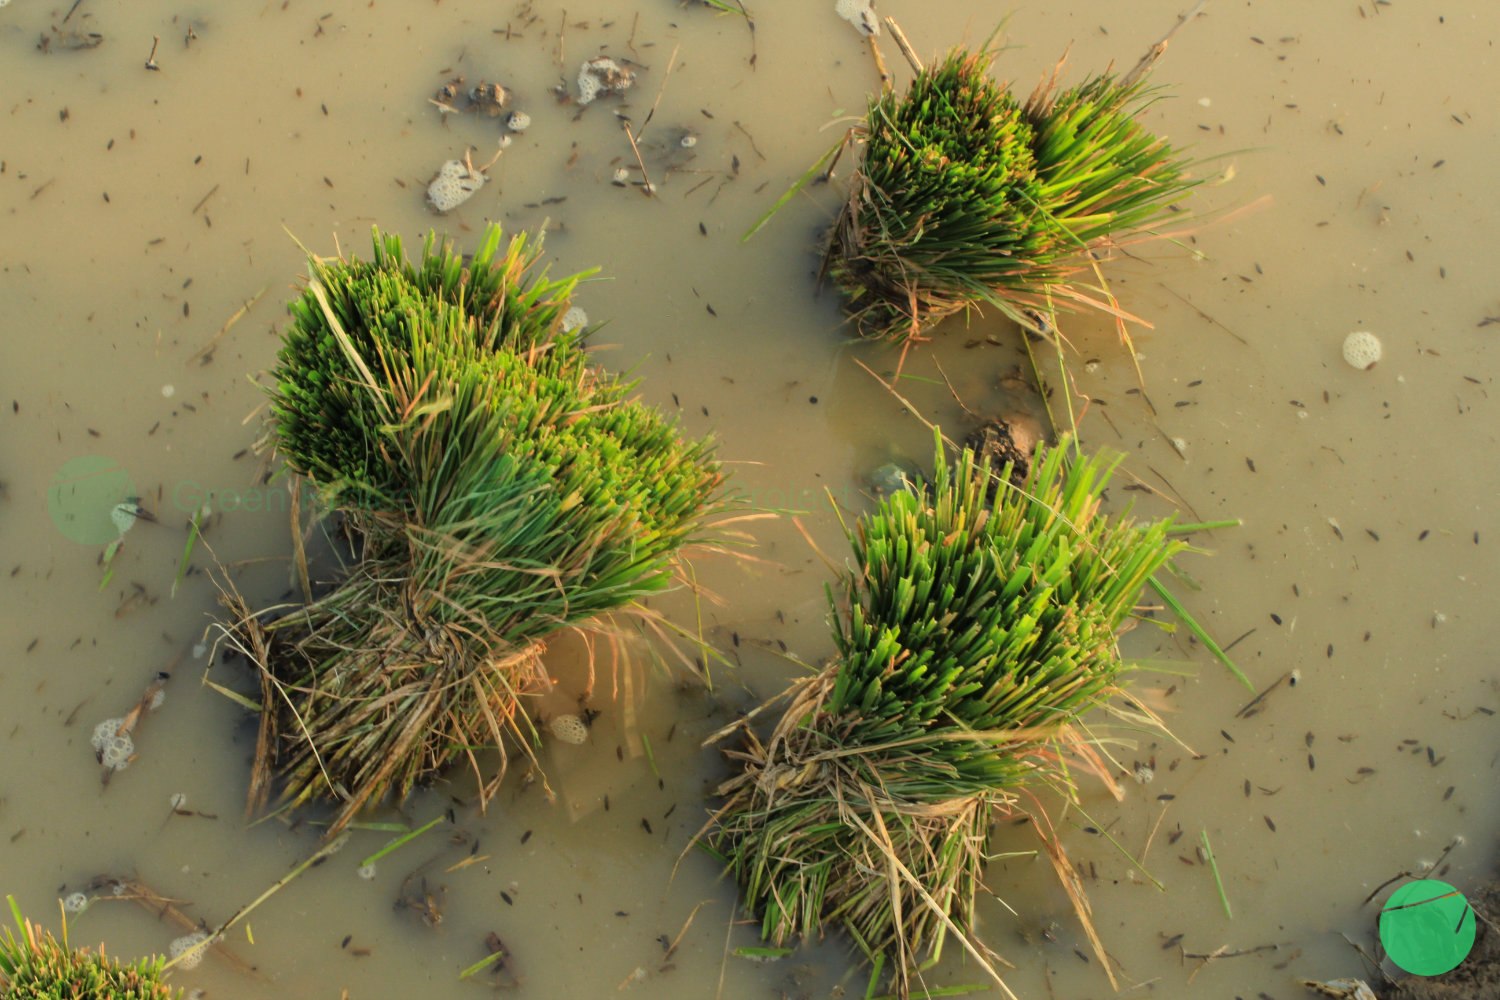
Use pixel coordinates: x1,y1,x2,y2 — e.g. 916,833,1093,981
0,896,179,999
825,38,1198,343
218,223,727,837
701,434,1191,997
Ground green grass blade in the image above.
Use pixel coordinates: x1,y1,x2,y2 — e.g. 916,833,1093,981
1200,830,1232,919
359,814,444,868
458,948,509,980
171,506,205,599
1167,519,1242,534
1148,576,1252,690
742,136,844,242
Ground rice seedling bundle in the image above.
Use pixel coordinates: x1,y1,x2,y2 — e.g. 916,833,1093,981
827,43,1197,342
828,46,1048,342
227,224,725,835
0,897,178,1000
705,437,1187,994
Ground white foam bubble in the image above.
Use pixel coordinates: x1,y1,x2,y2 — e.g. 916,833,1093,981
835,0,879,36
549,713,588,745
91,718,125,752
577,57,634,105
169,931,210,970
1342,330,1382,370
426,159,485,213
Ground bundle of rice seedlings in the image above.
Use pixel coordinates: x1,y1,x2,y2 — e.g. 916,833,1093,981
223,224,726,836
703,435,1189,996
825,40,1197,343
0,897,178,999
826,44,1049,343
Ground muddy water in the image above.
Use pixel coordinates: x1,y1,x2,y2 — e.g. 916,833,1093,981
3,0,1498,997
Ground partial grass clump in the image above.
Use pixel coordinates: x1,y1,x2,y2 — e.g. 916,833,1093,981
1024,71,1195,250
825,41,1197,343
703,436,1188,996
222,224,726,837
0,897,178,1000
268,225,590,509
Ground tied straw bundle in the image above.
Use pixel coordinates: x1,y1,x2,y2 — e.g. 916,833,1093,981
702,435,1203,997
218,224,728,838
826,31,1199,343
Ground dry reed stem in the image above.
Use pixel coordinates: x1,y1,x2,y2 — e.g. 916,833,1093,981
87,875,262,979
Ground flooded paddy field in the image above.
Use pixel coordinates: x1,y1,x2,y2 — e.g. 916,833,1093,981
2,1,1498,997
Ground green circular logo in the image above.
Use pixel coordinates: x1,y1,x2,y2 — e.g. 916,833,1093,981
1379,879,1475,977
47,456,136,545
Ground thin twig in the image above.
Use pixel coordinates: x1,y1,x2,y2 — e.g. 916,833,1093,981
190,183,219,215
163,833,352,972
870,35,891,90
1235,670,1289,719
1158,284,1248,345
637,41,680,139
1121,0,1211,88
663,899,711,962
622,120,654,196
884,18,923,74
184,285,266,366
852,358,960,452
1183,943,1277,959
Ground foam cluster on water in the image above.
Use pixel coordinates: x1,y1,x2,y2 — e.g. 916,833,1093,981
169,931,210,970
577,57,634,105
62,892,89,915
426,159,485,213
561,306,588,333
110,502,139,537
835,0,879,36
549,714,588,745
90,718,134,770
1342,330,1382,370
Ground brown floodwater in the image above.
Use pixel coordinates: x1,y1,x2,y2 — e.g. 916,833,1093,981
3,0,1499,997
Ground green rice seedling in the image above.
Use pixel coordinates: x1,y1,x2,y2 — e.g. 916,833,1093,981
0,896,178,999
1023,70,1198,252
825,41,1197,344
704,434,1197,997
221,224,727,836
